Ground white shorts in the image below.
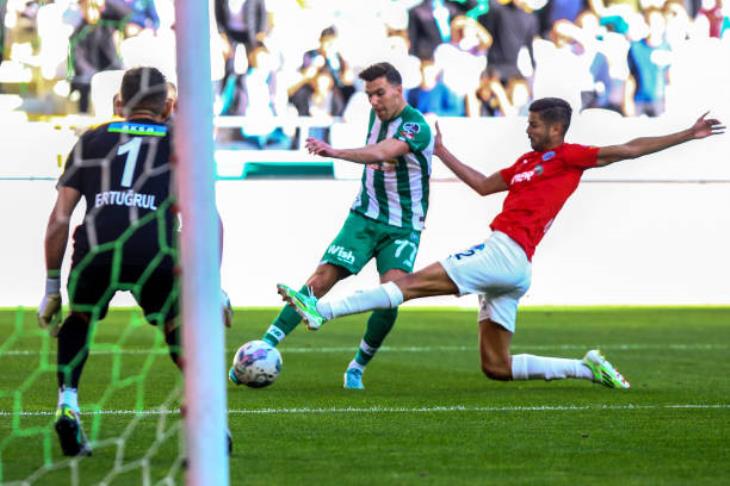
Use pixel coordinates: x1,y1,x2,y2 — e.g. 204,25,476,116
440,231,531,333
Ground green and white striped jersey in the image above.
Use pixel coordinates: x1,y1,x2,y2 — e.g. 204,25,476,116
351,105,434,231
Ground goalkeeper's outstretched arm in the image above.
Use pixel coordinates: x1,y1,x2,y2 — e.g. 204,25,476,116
44,187,81,272
39,187,81,329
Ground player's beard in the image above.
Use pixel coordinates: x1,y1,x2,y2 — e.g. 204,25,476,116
530,134,549,152
375,106,392,121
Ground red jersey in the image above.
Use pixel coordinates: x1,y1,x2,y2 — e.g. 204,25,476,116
490,143,599,260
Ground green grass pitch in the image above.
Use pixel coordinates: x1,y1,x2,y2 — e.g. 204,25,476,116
1,307,729,484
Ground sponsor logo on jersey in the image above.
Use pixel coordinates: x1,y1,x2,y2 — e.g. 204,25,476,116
511,169,537,184
326,245,355,265
108,122,168,137
95,190,158,209
542,151,556,161
512,162,548,184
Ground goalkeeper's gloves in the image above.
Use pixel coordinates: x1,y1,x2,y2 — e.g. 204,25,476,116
222,289,233,328
38,276,62,333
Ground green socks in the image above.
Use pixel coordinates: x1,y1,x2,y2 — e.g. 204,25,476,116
353,308,398,367
262,285,309,346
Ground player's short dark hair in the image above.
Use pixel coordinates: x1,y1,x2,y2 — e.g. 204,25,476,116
320,26,337,40
529,97,572,134
120,67,168,115
359,62,402,86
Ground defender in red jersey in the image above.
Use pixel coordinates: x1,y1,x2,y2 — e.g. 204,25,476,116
490,142,598,260
278,97,724,390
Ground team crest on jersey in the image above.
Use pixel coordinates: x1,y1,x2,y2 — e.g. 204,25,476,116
542,151,556,161
400,122,421,140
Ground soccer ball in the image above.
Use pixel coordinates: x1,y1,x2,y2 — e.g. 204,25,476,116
229,340,282,388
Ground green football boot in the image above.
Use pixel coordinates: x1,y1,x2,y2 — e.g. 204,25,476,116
583,349,631,389
276,284,325,330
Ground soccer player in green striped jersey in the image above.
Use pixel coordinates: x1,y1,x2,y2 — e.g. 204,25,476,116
259,62,434,389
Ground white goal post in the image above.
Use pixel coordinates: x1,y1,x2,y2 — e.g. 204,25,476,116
174,1,229,484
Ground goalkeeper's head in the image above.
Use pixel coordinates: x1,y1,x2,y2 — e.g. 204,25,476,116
118,67,172,120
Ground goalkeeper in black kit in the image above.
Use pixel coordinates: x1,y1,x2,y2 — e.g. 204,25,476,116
38,67,231,456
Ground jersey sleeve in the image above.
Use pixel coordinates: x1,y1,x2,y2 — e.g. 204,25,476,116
563,144,599,170
393,117,432,153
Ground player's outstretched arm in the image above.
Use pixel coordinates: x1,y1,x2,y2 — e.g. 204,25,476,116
596,112,726,167
44,187,81,278
305,136,410,165
433,122,507,196
39,187,81,329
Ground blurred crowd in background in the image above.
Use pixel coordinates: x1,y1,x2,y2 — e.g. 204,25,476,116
0,0,728,148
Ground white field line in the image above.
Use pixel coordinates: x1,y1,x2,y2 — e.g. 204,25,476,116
1,343,728,357
1,403,729,418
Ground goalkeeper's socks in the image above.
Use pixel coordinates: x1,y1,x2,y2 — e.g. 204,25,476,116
511,354,594,381
58,386,80,413
263,285,311,346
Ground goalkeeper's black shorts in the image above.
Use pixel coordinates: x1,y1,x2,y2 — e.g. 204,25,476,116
67,256,178,325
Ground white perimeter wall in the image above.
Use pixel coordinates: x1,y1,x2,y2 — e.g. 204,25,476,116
2,113,729,308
